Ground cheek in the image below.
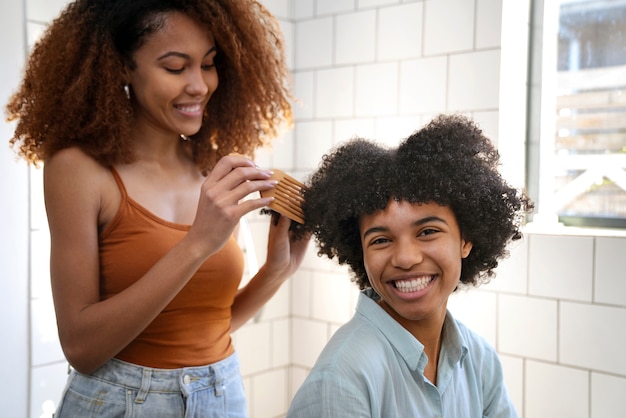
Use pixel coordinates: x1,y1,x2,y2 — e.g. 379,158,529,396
206,72,219,91
362,251,374,275
442,248,465,281
132,78,170,107
362,252,385,285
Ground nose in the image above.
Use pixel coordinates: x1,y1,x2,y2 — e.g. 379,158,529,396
391,238,423,270
185,68,213,96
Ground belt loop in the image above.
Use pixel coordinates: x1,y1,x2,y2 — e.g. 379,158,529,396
211,365,223,397
214,380,224,397
135,368,152,404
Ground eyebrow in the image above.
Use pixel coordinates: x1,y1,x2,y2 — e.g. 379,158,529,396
362,216,448,239
157,45,217,61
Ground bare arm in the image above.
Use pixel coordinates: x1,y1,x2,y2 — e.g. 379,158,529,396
45,149,275,374
231,215,310,331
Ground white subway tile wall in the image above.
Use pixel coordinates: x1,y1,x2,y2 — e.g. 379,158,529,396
292,0,314,20
294,17,333,69
291,318,329,368
423,0,475,55
4,0,625,417
498,294,559,362
249,368,289,417
528,234,594,302
294,120,334,169
377,3,424,61
499,355,524,415
315,67,355,118
525,360,590,418
448,49,501,111
25,0,66,23
594,237,626,306
336,11,377,64
476,0,504,49
355,62,400,116
236,322,274,375
399,56,447,114
560,302,626,376
484,236,529,294
447,289,497,347
316,0,355,16
591,373,626,417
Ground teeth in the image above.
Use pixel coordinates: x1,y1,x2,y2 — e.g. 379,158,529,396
395,276,432,293
176,104,202,112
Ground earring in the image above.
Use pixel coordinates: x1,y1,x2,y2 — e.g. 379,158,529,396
123,84,130,100
180,134,190,141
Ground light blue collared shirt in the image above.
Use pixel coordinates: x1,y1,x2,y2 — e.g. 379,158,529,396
287,289,518,418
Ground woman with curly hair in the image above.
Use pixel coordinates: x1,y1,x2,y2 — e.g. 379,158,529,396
6,0,308,416
288,114,532,417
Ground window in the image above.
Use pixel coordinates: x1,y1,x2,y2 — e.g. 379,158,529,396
528,0,626,228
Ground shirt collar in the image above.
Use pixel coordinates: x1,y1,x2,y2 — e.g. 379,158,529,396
357,289,469,372
441,310,470,365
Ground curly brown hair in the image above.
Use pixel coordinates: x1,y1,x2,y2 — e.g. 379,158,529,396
301,114,534,290
6,0,292,171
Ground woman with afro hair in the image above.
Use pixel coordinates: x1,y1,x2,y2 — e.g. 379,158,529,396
288,114,532,418
6,0,308,416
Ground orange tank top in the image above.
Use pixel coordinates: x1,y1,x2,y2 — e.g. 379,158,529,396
99,168,244,368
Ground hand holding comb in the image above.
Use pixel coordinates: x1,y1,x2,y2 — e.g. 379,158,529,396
260,169,305,224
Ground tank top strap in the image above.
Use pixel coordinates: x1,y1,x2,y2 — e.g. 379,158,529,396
100,167,130,239
109,166,129,202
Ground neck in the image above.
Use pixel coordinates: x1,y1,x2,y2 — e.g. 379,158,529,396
421,327,443,385
397,308,447,386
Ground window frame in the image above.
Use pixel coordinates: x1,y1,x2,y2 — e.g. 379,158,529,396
526,0,626,229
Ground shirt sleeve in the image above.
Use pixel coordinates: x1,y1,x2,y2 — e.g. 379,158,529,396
482,352,519,418
287,368,372,418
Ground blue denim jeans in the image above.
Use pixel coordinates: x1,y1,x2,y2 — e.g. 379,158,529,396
54,352,247,417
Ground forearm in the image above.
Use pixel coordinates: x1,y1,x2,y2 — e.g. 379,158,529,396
55,236,210,374
230,265,288,331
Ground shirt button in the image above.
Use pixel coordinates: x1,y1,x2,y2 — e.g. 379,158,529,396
183,375,191,385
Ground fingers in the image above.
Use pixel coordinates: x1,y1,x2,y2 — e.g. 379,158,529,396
210,154,262,183
267,211,291,233
235,195,275,217
198,155,279,223
208,155,275,198
264,212,310,279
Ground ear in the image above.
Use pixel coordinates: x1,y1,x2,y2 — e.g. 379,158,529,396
123,64,133,82
461,239,473,259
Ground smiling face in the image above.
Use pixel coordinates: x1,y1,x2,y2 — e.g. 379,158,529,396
360,200,473,335
127,12,218,139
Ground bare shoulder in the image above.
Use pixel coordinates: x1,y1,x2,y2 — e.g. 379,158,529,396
44,148,111,206
44,147,118,229
44,147,107,176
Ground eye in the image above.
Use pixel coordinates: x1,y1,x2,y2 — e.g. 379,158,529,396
202,63,216,71
165,67,185,74
368,236,391,247
419,228,439,237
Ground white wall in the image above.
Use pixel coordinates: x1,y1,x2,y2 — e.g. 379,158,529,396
0,1,29,416
2,0,626,418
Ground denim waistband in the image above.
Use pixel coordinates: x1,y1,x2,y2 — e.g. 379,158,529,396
86,352,241,398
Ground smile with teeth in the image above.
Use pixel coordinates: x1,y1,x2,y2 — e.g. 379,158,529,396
175,104,202,113
393,276,434,293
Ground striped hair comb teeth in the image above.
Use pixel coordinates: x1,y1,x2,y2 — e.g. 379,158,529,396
260,169,305,224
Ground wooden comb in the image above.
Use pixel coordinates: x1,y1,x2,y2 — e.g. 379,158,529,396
260,169,305,224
